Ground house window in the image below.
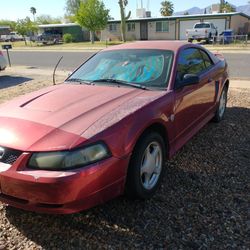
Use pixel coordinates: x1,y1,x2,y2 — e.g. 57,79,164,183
127,23,135,32
109,24,117,32
156,21,169,32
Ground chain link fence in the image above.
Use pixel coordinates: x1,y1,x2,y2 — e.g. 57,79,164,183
212,35,249,46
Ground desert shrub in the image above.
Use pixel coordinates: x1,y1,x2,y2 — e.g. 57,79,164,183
63,33,73,43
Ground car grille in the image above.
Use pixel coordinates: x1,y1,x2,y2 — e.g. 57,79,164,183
0,147,23,165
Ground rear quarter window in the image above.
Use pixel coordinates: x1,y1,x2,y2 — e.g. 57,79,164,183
200,50,214,68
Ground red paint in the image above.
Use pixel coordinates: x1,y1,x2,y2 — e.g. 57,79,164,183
0,41,229,213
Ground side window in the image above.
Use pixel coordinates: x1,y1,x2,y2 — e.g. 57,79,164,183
109,24,117,32
175,48,206,84
200,50,214,68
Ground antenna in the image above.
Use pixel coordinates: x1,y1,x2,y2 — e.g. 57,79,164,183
53,56,63,85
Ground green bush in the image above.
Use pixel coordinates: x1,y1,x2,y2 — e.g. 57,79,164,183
63,33,73,43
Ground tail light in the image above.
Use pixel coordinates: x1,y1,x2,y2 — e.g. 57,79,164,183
0,51,3,56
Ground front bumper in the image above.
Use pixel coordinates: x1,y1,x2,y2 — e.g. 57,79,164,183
0,153,129,214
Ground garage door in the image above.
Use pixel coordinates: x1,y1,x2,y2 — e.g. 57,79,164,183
179,20,200,40
203,19,226,35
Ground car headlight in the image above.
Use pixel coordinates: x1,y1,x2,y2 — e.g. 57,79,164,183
28,143,110,170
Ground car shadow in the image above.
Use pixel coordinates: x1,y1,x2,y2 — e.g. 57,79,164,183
0,75,33,89
4,106,249,249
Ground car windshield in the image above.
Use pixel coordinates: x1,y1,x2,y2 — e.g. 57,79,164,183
67,49,173,89
194,23,211,29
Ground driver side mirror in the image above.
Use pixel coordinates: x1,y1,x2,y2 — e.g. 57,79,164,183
182,74,200,86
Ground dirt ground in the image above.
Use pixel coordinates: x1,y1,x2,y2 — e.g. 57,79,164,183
0,68,249,249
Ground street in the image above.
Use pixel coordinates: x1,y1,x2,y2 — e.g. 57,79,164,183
3,51,94,72
3,50,250,80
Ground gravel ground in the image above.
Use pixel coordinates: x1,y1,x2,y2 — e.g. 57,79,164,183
0,73,249,249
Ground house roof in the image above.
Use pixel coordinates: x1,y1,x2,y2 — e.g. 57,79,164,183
0,26,11,29
38,23,80,28
108,12,250,23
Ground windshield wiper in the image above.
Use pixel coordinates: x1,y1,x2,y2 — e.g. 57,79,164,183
66,78,92,85
91,78,148,90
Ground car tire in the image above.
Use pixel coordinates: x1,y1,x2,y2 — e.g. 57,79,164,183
125,132,166,200
206,38,210,44
213,86,228,122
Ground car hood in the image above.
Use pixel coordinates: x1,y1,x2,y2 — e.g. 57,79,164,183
0,84,166,151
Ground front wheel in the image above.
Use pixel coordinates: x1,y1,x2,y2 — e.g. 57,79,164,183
125,132,166,200
213,86,228,122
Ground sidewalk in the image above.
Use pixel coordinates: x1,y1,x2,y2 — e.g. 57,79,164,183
2,42,250,53
230,80,250,89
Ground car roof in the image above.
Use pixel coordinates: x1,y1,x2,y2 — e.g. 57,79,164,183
103,41,190,52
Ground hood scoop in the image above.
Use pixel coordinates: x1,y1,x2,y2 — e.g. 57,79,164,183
20,91,53,109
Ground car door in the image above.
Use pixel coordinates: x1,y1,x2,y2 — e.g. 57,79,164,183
172,47,216,150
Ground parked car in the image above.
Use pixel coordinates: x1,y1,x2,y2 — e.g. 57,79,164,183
36,31,62,45
0,50,7,71
1,32,24,42
0,41,229,214
186,22,218,43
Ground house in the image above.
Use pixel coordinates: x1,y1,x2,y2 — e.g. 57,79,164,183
0,26,11,36
38,23,89,42
101,12,250,41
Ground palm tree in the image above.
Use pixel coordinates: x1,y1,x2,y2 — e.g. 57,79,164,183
160,1,174,16
30,7,37,22
220,0,225,12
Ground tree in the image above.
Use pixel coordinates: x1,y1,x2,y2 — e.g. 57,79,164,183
76,0,109,44
65,0,85,22
183,11,189,15
15,17,38,45
36,15,62,24
160,1,174,16
30,7,37,22
220,0,225,12
221,1,236,12
118,0,131,42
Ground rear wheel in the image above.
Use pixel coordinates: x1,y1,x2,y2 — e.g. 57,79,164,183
126,132,166,199
213,86,228,122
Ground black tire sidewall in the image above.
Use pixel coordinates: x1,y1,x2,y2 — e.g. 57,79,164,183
126,132,166,199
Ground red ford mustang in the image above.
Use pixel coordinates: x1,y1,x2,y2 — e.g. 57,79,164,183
0,41,229,214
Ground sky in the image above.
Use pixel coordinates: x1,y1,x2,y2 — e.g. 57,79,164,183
0,0,249,21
